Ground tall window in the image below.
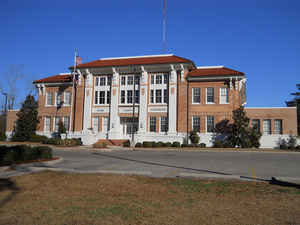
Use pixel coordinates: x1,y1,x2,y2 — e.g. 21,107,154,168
127,90,133,103
163,89,168,103
206,116,214,133
150,116,156,132
54,117,60,132
193,88,201,104
107,76,112,86
134,76,140,85
100,77,106,86
95,91,99,104
274,119,282,134
46,93,53,106
63,116,70,130
99,91,105,104
121,76,126,85
134,90,139,104
95,77,100,86
151,75,155,84
106,91,111,104
56,92,62,106
64,92,71,105
121,90,125,104
163,74,168,84
220,87,229,104
252,119,260,133
92,117,99,132
156,90,162,103
193,116,201,132
150,90,154,103
156,75,162,84
127,76,133,85
206,88,214,103
44,116,51,132
160,116,168,132
263,119,271,135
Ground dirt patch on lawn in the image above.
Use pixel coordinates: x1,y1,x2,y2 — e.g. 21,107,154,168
0,171,299,225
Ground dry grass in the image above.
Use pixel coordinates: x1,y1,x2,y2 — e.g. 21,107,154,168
0,172,300,225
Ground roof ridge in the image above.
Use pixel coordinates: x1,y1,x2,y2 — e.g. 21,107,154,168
100,54,174,60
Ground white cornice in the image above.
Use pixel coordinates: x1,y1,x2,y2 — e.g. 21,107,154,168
100,54,174,60
197,66,224,69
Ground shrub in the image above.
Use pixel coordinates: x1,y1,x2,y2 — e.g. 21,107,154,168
189,130,200,145
143,141,153,148
135,142,142,147
287,135,297,149
152,142,159,148
213,140,224,148
172,142,180,148
0,131,6,141
123,140,130,147
279,139,288,150
29,134,48,143
181,144,188,148
157,142,164,147
33,146,52,159
165,142,172,147
199,143,206,148
42,138,61,145
72,138,82,146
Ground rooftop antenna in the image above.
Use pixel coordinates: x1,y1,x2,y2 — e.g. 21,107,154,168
162,0,166,53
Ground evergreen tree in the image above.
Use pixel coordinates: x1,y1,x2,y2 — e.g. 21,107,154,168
12,95,39,141
286,84,300,135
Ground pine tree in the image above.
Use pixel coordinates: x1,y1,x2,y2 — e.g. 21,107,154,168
12,95,39,141
286,84,300,135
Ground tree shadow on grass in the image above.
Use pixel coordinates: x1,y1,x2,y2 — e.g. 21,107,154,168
0,178,20,208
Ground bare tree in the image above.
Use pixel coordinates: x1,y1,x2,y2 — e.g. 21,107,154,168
0,65,24,110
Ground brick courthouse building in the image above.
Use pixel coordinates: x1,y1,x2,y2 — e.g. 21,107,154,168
6,54,298,147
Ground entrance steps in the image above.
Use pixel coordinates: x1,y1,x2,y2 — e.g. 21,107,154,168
95,139,129,147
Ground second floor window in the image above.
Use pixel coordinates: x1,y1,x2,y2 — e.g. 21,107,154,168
206,87,214,103
193,88,201,104
121,76,126,85
156,90,162,103
127,76,133,85
163,74,168,84
220,87,229,104
100,77,106,86
156,75,162,84
46,93,53,105
252,119,260,133
150,90,154,103
94,91,109,105
56,92,62,106
64,92,70,105
99,91,105,104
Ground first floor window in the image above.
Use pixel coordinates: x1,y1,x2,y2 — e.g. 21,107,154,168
121,90,125,104
206,87,214,103
127,90,133,103
156,90,162,103
220,87,229,104
107,91,111,104
54,117,60,132
150,116,156,132
99,91,105,104
163,89,168,103
193,88,201,104
150,90,154,103
274,119,282,134
263,119,271,135
134,90,139,104
63,116,70,131
252,119,260,133
160,116,168,132
44,117,51,132
206,116,214,133
46,92,53,105
193,116,201,132
92,117,99,132
64,92,71,105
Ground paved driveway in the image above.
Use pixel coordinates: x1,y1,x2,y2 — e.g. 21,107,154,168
49,149,300,181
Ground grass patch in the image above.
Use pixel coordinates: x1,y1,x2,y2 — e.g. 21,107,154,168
0,171,300,225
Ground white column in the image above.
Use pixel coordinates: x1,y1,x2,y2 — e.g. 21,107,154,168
83,69,93,133
138,66,148,133
108,67,121,139
168,65,177,134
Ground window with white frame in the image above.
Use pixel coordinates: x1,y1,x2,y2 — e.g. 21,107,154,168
63,116,70,131
134,76,140,85
263,119,271,135
64,92,71,105
156,90,162,103
163,89,168,103
100,77,106,86
92,117,99,132
150,116,156,132
252,119,260,133
99,91,105,104
206,116,214,133
127,90,133,104
156,75,162,84
193,116,201,132
95,77,100,86
121,90,125,104
106,91,111,104
46,92,53,106
160,116,168,132
44,116,51,132
274,119,282,134
150,90,154,103
151,75,155,84
149,73,168,104
220,87,229,104
193,88,201,104
163,74,168,84
107,76,112,86
56,92,62,106
206,88,214,103
127,76,133,85
121,76,126,85
135,90,139,104
54,117,60,132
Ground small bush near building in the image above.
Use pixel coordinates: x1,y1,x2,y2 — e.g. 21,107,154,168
172,142,180,148
157,142,164,147
135,142,142,148
92,142,107,148
143,141,153,148
0,131,6,141
123,140,130,147
165,142,172,147
181,143,188,148
189,130,200,145
42,138,82,146
278,135,299,150
199,143,206,148
29,134,49,143
0,145,52,166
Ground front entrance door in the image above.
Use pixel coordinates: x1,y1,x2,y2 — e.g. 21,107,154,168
120,117,138,137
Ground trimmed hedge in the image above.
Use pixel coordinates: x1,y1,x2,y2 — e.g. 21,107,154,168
172,142,181,148
0,145,53,166
123,140,130,147
29,134,49,143
135,142,142,148
42,138,82,146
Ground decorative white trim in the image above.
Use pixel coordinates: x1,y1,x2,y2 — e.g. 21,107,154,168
148,106,167,113
197,65,224,69
92,107,109,113
100,54,174,60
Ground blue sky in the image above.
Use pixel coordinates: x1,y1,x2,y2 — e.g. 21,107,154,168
0,0,299,109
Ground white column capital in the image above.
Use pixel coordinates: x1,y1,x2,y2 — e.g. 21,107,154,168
112,67,119,85
180,64,185,82
140,66,148,84
170,65,177,83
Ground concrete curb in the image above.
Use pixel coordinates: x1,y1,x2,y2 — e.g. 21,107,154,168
12,157,64,170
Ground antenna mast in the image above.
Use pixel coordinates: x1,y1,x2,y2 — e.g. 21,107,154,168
163,0,166,53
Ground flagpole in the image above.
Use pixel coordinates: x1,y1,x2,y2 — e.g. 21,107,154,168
69,49,77,132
